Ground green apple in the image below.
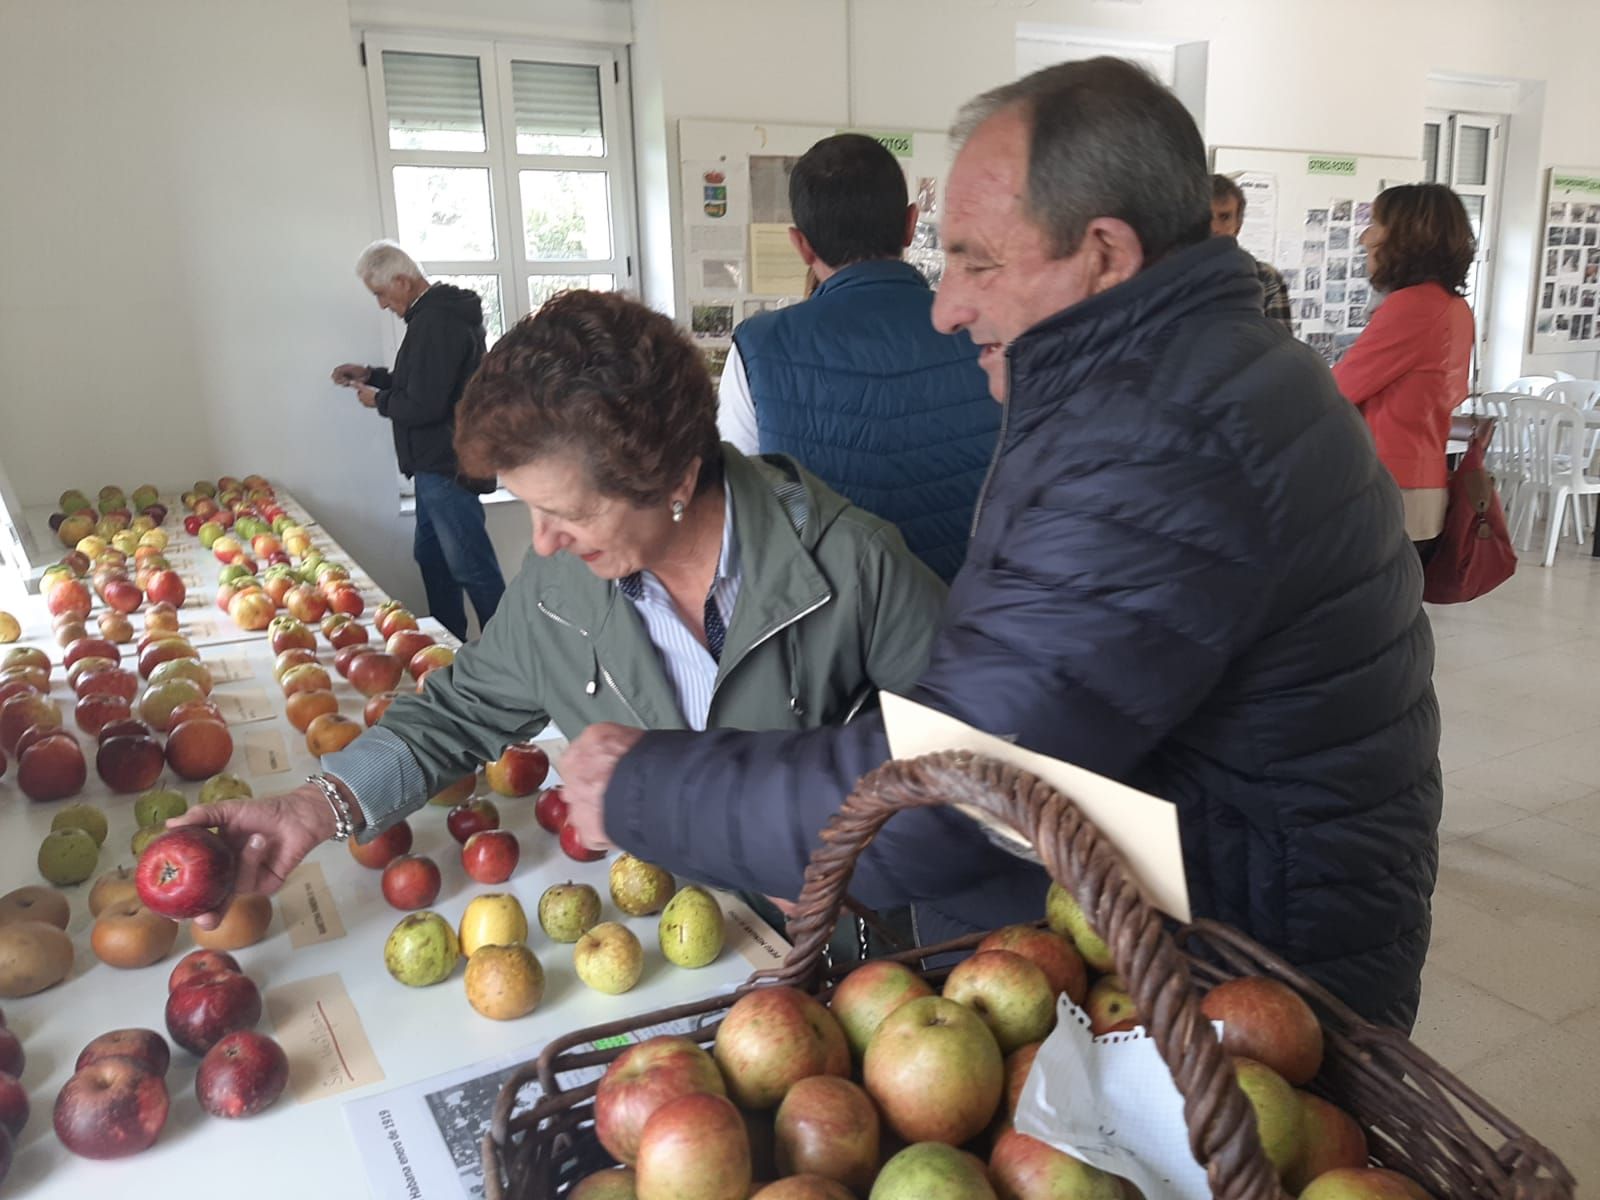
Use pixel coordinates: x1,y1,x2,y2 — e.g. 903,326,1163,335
38,828,100,885
384,911,460,986
1044,882,1113,972
869,1143,996,1199
50,803,108,847
608,854,675,917
130,824,166,856
574,922,644,994
199,773,253,806
538,882,601,943
658,885,725,969
134,787,188,829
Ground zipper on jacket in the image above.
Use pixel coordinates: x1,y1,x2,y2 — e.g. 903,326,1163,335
968,358,1013,537
535,600,646,726
713,594,831,705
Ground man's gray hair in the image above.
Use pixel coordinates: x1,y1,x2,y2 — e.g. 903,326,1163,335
950,57,1212,264
355,240,426,288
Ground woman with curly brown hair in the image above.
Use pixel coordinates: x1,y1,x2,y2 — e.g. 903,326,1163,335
1333,183,1477,560
172,290,945,914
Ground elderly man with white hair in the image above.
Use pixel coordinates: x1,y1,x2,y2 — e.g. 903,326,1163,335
332,241,505,640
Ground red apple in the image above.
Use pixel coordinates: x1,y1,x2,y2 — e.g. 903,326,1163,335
0,678,40,711
76,666,138,702
828,960,935,1060
76,1029,172,1078
325,616,369,649
714,987,851,1110
446,798,500,844
380,854,441,909
183,514,203,536
595,1035,728,1166
268,618,315,656
348,820,413,869
0,1071,26,1139
64,637,121,672
196,1030,288,1119
327,585,364,617
364,691,398,727
273,647,318,681
279,663,332,698
634,1092,751,1200
0,1030,19,1077
170,949,243,993
76,691,132,736
1201,976,1324,1086
19,733,87,801
166,700,224,729
64,657,116,692
1299,1167,1433,1199
941,949,1057,1054
487,741,549,797
408,644,455,679
145,569,186,609
283,583,328,623
53,1056,169,1158
164,971,262,1056
990,1128,1125,1199
97,716,154,744
385,629,433,666
165,719,234,780
96,729,166,793
136,828,238,919
861,995,1003,1145
46,578,92,619
138,637,197,679
535,786,568,833
375,606,417,640
1285,1092,1370,1193
103,578,144,614
773,1075,880,1195
333,644,372,677
977,925,1088,1005
347,651,404,697
462,829,519,884
560,822,605,862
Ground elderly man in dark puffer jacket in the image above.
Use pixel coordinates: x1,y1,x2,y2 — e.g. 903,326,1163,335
561,58,1442,1030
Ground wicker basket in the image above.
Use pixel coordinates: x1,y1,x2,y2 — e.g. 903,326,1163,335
483,752,1576,1199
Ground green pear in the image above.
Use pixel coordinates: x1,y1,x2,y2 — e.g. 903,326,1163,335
38,828,100,886
50,803,108,847
199,773,253,806
1044,883,1114,972
134,787,187,829
658,885,725,969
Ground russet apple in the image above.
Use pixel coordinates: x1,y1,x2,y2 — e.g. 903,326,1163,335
774,1074,879,1194
170,949,242,992
76,1028,171,1078
942,950,1056,1054
165,970,262,1055
97,611,135,644
136,828,237,919
830,960,937,1060
574,922,644,995
349,820,414,869
463,943,545,1020
595,1035,727,1165
978,925,1088,1005
166,717,234,780
635,1092,751,1200
381,854,441,910
196,1030,288,1119
658,885,725,969
863,995,1003,1146
538,882,601,943
144,602,180,635
446,798,500,844
89,865,140,917
191,894,274,951
53,1056,169,1158
609,854,675,916
91,899,180,969
305,712,362,756
285,689,339,734
462,829,519,884
1201,976,1324,1086
715,987,851,1110
486,741,549,797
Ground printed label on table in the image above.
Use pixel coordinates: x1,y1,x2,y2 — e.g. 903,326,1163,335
264,973,383,1103
186,618,221,640
207,654,254,684
280,862,346,947
212,688,275,724
243,727,291,776
724,895,789,970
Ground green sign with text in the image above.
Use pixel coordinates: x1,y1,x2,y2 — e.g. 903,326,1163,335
1307,155,1359,177
1554,174,1600,196
840,129,915,158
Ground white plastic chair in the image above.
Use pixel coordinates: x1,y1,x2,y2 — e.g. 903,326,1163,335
1507,398,1600,565
1477,392,1522,512
1500,375,1555,395
1544,379,1600,410
1553,370,1578,382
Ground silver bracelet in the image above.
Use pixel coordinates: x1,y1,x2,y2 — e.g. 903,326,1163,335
307,774,354,842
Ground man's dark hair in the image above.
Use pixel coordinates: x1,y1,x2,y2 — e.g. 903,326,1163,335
1369,184,1476,295
788,133,908,267
1211,173,1246,214
952,57,1211,263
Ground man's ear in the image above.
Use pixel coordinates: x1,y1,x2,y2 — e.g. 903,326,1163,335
902,202,918,249
1079,217,1146,295
788,227,820,268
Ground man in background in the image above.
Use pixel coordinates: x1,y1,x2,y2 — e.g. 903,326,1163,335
332,241,505,641
718,134,999,582
1211,174,1294,331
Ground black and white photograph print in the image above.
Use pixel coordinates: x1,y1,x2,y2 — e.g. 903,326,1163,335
690,303,733,339
1586,227,1598,247
1588,204,1600,224
1549,225,1565,246
1303,240,1326,266
1583,289,1597,309
1326,282,1347,304
1351,254,1368,280
1544,282,1556,308
1548,249,1561,276
1563,249,1582,274
1537,313,1555,335
1349,284,1370,311
1566,226,1584,245
1327,257,1348,282
1331,199,1353,223
1550,202,1568,222
1329,226,1350,251
1325,307,1345,330
1556,314,1571,332
1299,298,1322,321
1354,201,1374,225
1347,306,1369,329
1303,266,1322,292
1281,268,1301,292
1306,208,1329,233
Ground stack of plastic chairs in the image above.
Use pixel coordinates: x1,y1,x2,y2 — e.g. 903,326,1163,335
1507,396,1600,565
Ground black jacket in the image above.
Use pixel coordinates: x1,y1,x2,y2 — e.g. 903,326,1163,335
604,238,1442,1030
369,284,486,478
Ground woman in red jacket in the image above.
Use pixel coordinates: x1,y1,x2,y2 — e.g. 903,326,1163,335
1333,184,1476,561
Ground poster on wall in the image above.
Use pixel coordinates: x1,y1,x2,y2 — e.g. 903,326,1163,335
1530,167,1600,354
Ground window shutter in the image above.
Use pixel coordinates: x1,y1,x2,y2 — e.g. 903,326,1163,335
382,51,485,148
511,61,603,153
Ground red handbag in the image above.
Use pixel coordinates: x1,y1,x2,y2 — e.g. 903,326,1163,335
1423,416,1517,604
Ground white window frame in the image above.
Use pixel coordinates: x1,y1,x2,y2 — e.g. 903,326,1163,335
1423,108,1505,389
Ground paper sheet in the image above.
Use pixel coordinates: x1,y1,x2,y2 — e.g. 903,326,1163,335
280,861,347,948
749,222,807,296
264,973,384,1104
243,726,292,777
207,653,254,684
211,687,276,724
880,693,1190,921
1233,170,1278,265
1015,996,1220,1199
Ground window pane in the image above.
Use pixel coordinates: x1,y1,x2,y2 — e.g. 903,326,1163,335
512,61,603,156
394,166,496,260
434,274,505,342
383,52,486,152
520,171,612,261
528,274,614,311
1421,124,1440,184
1459,193,1485,244
1454,125,1491,188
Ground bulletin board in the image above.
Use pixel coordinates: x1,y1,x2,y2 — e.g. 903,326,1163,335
1530,167,1600,353
677,119,951,376
1212,145,1423,366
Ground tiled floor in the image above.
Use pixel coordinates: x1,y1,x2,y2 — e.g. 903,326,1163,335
1412,524,1600,1190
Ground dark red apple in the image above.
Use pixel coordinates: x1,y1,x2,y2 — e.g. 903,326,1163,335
146,571,186,609
347,650,404,697
560,822,605,863
75,1029,171,1078
97,716,154,744
463,829,520,883
1,692,60,755
381,854,441,909
75,691,132,737
535,786,569,834
76,666,138,703
183,515,203,536
96,730,166,793
1201,977,1324,1085
348,820,413,869
136,828,238,919
0,1029,19,1077
103,578,144,614
18,733,87,801
332,644,372,677
196,1030,288,1119
64,636,121,671
446,798,500,844
169,949,241,993
0,1071,25,1138
53,1056,169,1158
384,629,433,666
165,717,234,780
165,971,262,1056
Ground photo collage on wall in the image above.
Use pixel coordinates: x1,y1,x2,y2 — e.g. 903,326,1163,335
1281,198,1373,367
1534,200,1600,347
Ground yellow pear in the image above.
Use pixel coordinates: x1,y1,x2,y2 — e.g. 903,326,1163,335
458,892,529,957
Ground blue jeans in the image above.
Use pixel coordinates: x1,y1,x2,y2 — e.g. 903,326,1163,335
412,472,506,641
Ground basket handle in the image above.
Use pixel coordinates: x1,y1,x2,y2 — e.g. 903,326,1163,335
775,750,1282,1200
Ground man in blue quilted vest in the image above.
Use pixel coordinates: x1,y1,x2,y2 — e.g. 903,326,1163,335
717,134,999,582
